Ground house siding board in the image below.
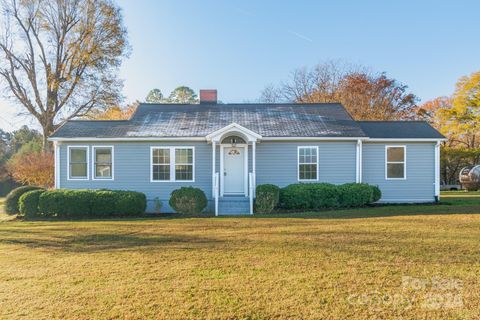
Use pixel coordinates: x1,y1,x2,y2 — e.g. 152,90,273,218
362,142,435,202
255,141,357,187
59,140,358,212
59,141,213,213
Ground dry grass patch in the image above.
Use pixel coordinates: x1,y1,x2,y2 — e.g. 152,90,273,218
0,195,479,319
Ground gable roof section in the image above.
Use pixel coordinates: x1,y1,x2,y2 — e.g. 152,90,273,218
51,103,367,139
50,104,446,140
357,121,445,139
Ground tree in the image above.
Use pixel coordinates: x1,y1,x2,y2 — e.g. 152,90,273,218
145,89,164,103
9,126,42,154
260,61,418,120
87,102,139,120
0,129,11,163
417,71,480,184
258,84,282,103
0,0,129,151
6,151,54,188
440,71,480,149
167,86,198,104
337,73,417,120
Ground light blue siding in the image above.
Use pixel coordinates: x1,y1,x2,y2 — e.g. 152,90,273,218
362,142,435,202
59,140,357,212
256,141,357,186
58,140,436,213
59,141,213,212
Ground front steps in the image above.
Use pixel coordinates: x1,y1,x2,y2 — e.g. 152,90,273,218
217,196,251,215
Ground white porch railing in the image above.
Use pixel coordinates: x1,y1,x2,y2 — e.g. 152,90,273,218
214,172,219,216
248,172,254,215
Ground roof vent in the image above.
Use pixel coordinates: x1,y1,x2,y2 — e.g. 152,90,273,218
200,89,217,104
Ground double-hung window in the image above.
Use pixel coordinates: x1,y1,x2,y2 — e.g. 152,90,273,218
386,146,406,179
68,146,89,180
298,146,318,181
93,146,113,180
151,147,194,182
175,148,194,181
152,148,171,181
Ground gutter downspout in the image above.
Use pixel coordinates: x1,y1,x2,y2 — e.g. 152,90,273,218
54,141,60,189
434,141,441,202
356,139,363,183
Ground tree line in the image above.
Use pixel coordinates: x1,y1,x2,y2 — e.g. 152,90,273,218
0,126,52,195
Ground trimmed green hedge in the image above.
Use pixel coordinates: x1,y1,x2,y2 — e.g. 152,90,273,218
255,184,280,213
37,189,146,218
4,186,44,215
169,187,207,214
280,183,381,210
371,185,382,203
338,183,374,207
19,189,46,217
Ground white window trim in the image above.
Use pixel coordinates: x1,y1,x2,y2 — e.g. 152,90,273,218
385,145,407,180
67,145,89,180
297,146,319,182
150,146,195,182
92,146,114,181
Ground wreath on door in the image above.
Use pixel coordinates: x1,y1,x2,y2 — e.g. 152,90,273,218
228,149,241,155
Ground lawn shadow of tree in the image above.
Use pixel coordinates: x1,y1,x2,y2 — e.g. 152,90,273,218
0,232,224,253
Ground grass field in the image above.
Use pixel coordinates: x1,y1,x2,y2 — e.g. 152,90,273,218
0,193,479,319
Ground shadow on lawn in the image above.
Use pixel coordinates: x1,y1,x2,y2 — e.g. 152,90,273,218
255,205,480,219
0,232,223,253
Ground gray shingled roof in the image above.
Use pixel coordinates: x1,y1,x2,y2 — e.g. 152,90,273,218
50,103,445,140
51,103,367,138
357,121,445,139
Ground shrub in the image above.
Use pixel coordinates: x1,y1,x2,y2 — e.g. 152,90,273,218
113,190,147,216
19,189,46,217
38,189,147,218
255,184,280,213
91,190,118,216
4,186,43,215
308,183,341,209
39,189,94,217
370,185,382,203
280,182,380,210
338,183,373,207
153,197,162,213
280,184,312,209
169,187,207,214
280,183,340,210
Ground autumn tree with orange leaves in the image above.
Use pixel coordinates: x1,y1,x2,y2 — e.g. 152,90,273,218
416,71,480,184
7,151,54,188
260,60,418,120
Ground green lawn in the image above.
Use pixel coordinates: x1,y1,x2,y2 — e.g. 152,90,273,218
0,194,479,319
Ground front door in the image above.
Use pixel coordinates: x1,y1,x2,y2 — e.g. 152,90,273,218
223,146,245,194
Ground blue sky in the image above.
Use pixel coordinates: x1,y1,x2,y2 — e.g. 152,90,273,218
1,0,479,131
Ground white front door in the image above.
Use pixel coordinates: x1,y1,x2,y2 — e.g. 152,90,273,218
223,146,245,194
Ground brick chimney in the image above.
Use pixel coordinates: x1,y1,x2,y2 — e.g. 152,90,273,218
199,89,217,104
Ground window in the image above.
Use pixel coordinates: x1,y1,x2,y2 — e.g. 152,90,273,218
298,146,318,181
151,147,194,182
68,146,88,180
386,146,406,179
93,146,113,180
152,148,170,181
175,148,193,181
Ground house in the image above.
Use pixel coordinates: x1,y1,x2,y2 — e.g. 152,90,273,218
49,90,446,215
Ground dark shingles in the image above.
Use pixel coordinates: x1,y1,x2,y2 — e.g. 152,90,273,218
51,103,367,138
50,104,444,140
357,121,445,139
